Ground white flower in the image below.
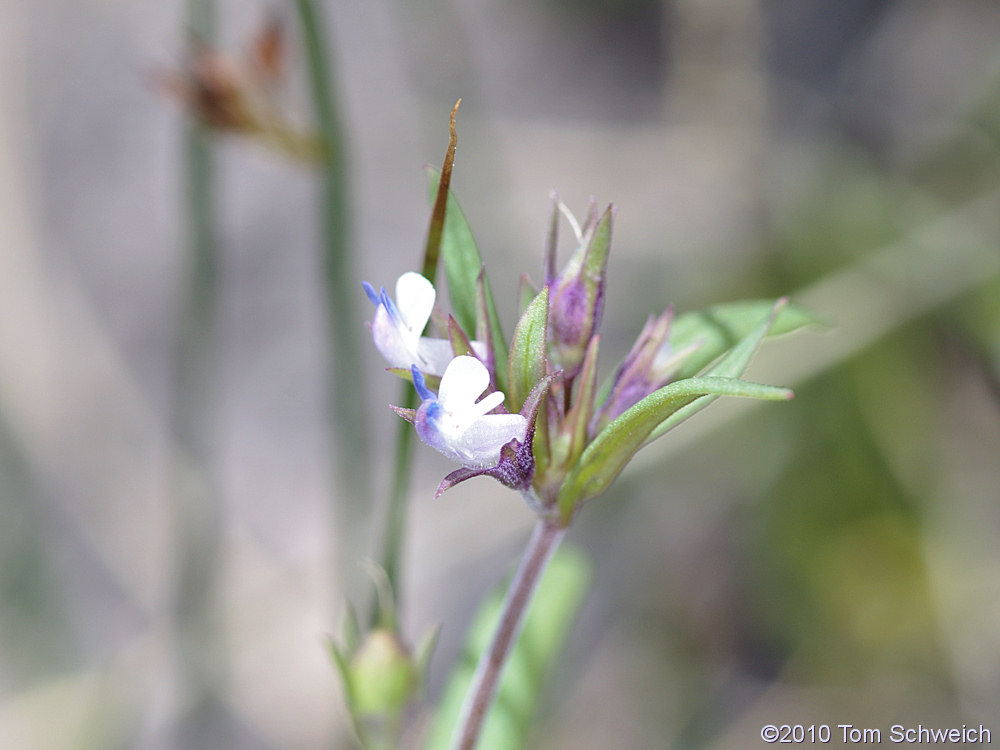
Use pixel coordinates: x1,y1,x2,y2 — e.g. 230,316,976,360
363,272,458,375
413,356,527,469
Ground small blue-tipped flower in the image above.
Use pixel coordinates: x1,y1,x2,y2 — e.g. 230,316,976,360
431,372,558,500
546,201,613,378
412,356,527,469
364,272,484,376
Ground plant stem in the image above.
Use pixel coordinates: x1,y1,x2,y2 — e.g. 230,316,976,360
294,0,372,591
379,386,415,601
170,0,224,741
449,517,567,750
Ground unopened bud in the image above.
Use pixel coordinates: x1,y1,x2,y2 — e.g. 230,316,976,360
547,204,613,378
349,629,418,717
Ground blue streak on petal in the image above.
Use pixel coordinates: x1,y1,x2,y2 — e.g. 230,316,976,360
411,365,435,402
380,288,404,327
362,281,380,306
426,401,442,426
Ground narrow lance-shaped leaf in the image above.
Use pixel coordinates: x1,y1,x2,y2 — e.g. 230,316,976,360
671,299,823,380
507,287,549,413
424,548,591,750
420,99,460,282
426,168,507,358
647,298,784,443
557,376,793,520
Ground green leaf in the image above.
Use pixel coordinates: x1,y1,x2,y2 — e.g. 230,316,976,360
507,287,549,412
425,547,591,750
426,168,507,364
670,299,823,380
558,376,792,518
647,299,785,442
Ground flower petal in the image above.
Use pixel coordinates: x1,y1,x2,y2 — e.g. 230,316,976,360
416,337,459,376
394,272,436,334
472,390,505,416
457,413,527,464
437,355,491,414
372,303,418,369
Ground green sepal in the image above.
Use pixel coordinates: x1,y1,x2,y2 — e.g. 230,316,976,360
543,192,560,283
670,299,822,380
389,405,416,424
517,273,538,316
476,267,508,392
426,168,507,360
507,287,550,413
582,206,612,288
531,373,553,484
447,315,476,358
327,635,355,705
553,335,599,472
425,547,591,750
557,376,793,520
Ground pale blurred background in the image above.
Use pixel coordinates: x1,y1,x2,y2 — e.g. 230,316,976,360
1,1,999,748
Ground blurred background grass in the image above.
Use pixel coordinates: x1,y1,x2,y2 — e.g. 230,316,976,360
1,1,998,748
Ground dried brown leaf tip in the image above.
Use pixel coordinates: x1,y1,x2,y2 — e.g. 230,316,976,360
156,13,322,162
249,13,285,84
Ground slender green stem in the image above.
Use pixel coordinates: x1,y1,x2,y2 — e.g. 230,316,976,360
171,0,223,739
449,518,567,750
380,387,415,599
294,0,372,588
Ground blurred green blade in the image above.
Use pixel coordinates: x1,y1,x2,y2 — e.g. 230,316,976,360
507,287,549,412
671,299,823,380
425,548,590,750
559,376,792,515
426,168,508,384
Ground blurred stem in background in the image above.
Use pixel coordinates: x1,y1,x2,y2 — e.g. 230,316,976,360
294,0,374,603
168,0,227,742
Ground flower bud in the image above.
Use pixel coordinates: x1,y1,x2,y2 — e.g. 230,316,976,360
547,203,613,378
348,629,419,717
591,307,699,434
